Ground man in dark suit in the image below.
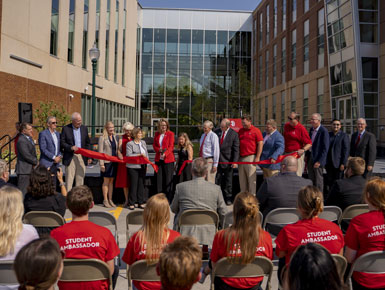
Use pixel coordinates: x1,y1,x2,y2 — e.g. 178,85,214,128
215,118,239,205
350,118,376,178
16,123,38,195
307,113,329,193
260,119,285,178
326,157,366,210
60,112,91,192
39,116,62,186
325,119,349,195
256,156,312,217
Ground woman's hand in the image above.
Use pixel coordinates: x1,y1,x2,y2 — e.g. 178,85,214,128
57,168,64,182
100,165,105,172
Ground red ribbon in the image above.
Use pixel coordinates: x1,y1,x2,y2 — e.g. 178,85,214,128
75,148,159,173
177,152,300,176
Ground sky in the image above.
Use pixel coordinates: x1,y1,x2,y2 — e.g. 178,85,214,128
138,0,262,11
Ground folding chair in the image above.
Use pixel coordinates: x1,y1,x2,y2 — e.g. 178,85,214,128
23,211,65,235
262,208,300,244
339,204,369,233
0,260,18,287
319,206,342,224
223,211,264,229
347,251,385,290
88,211,120,266
127,260,159,290
60,258,112,290
178,209,219,246
332,254,348,280
211,256,274,290
126,210,144,243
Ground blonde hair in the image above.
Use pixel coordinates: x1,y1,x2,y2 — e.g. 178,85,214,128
364,177,385,214
102,121,115,139
0,186,24,256
224,192,262,264
177,132,193,150
136,193,171,264
297,186,324,219
157,118,170,132
122,122,134,131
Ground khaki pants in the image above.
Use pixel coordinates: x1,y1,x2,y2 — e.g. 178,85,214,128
66,154,86,192
238,155,257,196
206,158,216,184
296,154,305,177
262,167,279,178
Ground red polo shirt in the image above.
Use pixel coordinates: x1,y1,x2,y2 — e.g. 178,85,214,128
283,122,312,153
238,125,263,157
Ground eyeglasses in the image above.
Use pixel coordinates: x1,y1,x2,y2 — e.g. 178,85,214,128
332,123,341,126
288,117,294,121
50,122,57,124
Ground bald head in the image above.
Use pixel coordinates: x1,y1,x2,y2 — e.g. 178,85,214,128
281,156,298,172
220,118,230,132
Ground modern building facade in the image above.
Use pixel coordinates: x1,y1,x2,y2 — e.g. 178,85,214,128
0,0,138,138
253,0,385,148
136,8,252,137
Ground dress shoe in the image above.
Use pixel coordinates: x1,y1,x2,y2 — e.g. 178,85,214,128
103,200,112,208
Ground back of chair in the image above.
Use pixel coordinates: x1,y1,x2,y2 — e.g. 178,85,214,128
211,256,273,290
340,204,369,232
60,259,112,289
179,209,219,229
126,211,144,242
262,208,300,237
23,211,65,227
0,260,18,286
319,206,342,224
332,254,348,280
127,260,159,290
223,211,263,229
347,251,385,290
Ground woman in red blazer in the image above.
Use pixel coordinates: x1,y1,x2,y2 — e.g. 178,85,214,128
153,118,175,202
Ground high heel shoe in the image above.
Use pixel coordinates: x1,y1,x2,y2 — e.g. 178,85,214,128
109,200,116,207
103,200,112,208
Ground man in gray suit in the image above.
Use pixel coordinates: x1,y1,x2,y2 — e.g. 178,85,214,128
16,123,38,195
256,156,312,217
171,157,227,246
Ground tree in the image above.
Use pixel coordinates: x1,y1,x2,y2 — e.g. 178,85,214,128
33,101,70,133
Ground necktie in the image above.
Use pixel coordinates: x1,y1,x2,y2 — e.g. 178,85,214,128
220,132,225,145
199,134,207,157
355,133,361,148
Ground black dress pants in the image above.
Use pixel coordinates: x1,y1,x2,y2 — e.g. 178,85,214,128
156,160,174,202
127,167,145,206
215,166,233,202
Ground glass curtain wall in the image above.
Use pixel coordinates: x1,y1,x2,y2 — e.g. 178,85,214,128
82,0,89,69
68,0,75,63
50,0,59,56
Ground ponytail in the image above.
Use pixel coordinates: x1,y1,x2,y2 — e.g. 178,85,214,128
297,186,324,219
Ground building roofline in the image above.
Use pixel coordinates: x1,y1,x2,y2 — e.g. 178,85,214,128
140,7,253,14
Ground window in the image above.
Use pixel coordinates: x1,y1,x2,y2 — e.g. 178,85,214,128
95,0,101,73
265,96,269,122
105,0,111,78
258,98,262,125
273,44,277,86
317,78,324,114
114,0,119,82
68,0,75,63
292,0,297,22
82,0,89,69
282,0,286,31
291,29,296,79
281,37,286,83
330,59,356,97
265,50,269,90
272,94,277,120
281,91,286,125
358,0,378,43
258,55,262,92
318,8,325,68
122,0,127,85
303,83,309,123
266,5,270,44
303,20,309,74
290,87,296,112
274,0,278,37
50,0,59,56
259,13,263,49
304,0,309,12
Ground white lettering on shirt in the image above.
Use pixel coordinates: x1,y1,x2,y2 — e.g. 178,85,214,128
61,237,99,250
301,230,338,244
368,224,385,238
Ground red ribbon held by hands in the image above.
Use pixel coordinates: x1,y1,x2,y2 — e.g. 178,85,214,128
177,152,300,176
75,148,159,173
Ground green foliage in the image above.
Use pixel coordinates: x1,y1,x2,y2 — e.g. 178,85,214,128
1,148,16,163
33,101,71,133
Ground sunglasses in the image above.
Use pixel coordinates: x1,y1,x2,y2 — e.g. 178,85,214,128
288,117,294,121
50,122,57,124
332,123,341,126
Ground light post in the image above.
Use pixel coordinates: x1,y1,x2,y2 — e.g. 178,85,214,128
89,42,100,138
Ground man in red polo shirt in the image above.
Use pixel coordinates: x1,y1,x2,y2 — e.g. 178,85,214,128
283,112,312,176
238,115,263,195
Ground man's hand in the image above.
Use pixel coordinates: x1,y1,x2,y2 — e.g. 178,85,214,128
71,145,79,152
297,149,305,156
339,164,345,171
254,157,260,163
314,162,320,169
54,156,61,163
87,159,92,165
270,158,276,164
211,166,217,173
100,165,105,172
232,164,238,169
367,165,373,171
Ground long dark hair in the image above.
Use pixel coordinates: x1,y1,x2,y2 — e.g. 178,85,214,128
284,243,342,290
27,165,55,198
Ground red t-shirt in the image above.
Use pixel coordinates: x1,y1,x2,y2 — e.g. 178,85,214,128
211,229,273,288
345,210,385,288
275,217,344,264
122,229,180,290
238,125,263,157
51,220,120,290
283,122,312,153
